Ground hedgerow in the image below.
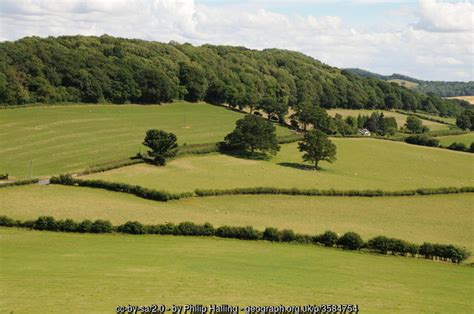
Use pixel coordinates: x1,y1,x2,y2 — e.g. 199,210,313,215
195,186,474,197
405,134,439,147
50,174,192,201
0,178,39,188
1,215,469,263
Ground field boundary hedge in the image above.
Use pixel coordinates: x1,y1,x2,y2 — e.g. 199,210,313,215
0,178,39,188
50,174,192,201
0,215,469,264
195,186,474,197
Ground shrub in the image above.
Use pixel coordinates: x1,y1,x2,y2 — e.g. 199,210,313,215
405,134,439,147
317,231,339,247
447,142,467,152
0,215,16,227
33,216,58,231
0,178,39,188
91,219,113,233
470,142,474,153
118,221,146,234
57,219,79,232
77,220,93,233
280,229,296,242
366,236,391,254
263,227,281,242
215,225,261,240
337,232,364,250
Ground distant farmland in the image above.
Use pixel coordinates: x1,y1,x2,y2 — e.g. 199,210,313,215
446,96,474,105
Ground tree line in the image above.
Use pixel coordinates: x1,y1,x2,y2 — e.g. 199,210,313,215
0,35,468,118
0,215,469,263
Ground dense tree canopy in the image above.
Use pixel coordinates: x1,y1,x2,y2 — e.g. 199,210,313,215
143,129,178,165
298,130,337,170
0,35,467,119
222,115,280,155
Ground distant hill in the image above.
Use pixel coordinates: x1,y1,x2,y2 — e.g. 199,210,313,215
345,68,474,97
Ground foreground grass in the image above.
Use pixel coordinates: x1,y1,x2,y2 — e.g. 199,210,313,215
437,132,474,146
86,138,474,192
1,228,472,313
2,185,472,254
0,102,291,178
327,109,449,130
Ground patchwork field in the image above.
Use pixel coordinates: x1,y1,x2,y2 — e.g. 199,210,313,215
85,139,474,192
1,228,473,313
1,185,472,253
437,133,474,146
0,103,291,178
446,96,474,105
327,109,449,130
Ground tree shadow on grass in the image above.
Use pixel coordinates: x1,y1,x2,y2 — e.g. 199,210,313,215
221,150,271,161
277,162,325,171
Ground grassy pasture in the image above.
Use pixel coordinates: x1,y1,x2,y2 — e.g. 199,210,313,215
1,184,472,253
1,228,473,313
327,109,449,131
437,133,474,147
0,102,291,178
85,139,474,192
387,79,419,89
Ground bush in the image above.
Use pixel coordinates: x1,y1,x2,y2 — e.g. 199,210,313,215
57,219,79,232
78,220,93,233
33,216,58,231
263,227,280,242
91,219,113,233
215,225,261,240
337,232,364,250
280,229,296,242
405,134,439,147
447,142,467,152
118,221,146,234
0,215,16,227
317,231,339,247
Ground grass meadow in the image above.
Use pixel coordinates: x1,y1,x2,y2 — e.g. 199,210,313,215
0,102,291,178
1,228,473,313
326,109,449,130
85,139,474,192
1,184,472,254
437,132,474,146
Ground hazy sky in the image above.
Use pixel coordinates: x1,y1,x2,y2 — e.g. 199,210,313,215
1,0,473,81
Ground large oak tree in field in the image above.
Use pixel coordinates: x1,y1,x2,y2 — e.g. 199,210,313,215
143,129,178,166
222,114,280,155
298,129,336,170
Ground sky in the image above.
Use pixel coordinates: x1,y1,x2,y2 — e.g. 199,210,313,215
0,0,473,81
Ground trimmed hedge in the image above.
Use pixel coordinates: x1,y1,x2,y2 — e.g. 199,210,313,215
195,186,474,197
0,178,39,188
405,134,439,147
1,215,469,263
50,174,192,201
78,159,144,176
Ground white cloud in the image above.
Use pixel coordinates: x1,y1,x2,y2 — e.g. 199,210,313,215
0,0,473,81
415,0,474,32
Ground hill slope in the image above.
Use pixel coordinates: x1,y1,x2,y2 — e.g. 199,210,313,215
345,68,474,97
0,35,466,117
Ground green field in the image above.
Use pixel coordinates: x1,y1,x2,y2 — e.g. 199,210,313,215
1,184,472,253
437,133,474,146
85,138,474,192
0,103,292,178
327,109,449,130
1,228,472,313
